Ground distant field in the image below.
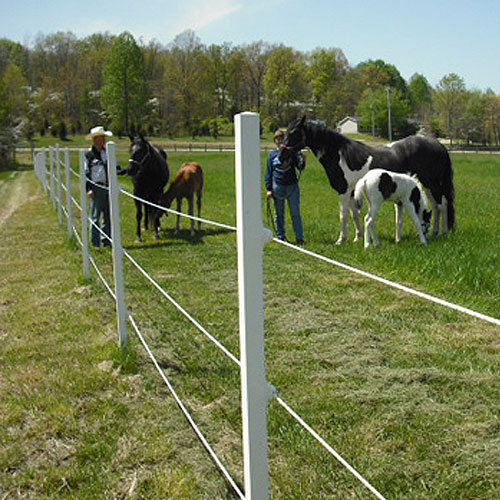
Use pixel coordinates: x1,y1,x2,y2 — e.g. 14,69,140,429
1,150,499,499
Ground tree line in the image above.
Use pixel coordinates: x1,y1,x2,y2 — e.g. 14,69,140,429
1,28,500,160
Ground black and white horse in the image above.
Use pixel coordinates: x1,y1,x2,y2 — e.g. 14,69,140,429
280,116,455,244
354,169,432,248
128,134,170,241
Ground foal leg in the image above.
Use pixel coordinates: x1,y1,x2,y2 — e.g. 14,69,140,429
336,193,350,245
197,192,202,232
188,196,195,237
349,193,363,242
175,198,182,234
404,202,427,244
364,202,380,248
395,202,404,243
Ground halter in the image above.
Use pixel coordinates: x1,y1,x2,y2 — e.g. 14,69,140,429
283,127,307,154
129,140,152,168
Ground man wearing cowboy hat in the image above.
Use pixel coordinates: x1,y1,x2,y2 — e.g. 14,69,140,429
85,126,126,247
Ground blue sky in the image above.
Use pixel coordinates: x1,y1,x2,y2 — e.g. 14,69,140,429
1,0,499,92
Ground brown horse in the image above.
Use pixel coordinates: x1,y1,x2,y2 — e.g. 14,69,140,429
157,162,204,236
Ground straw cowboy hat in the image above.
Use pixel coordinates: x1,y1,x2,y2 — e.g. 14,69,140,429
86,126,113,140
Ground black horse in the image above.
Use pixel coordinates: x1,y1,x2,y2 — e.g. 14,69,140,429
280,116,455,244
128,134,170,241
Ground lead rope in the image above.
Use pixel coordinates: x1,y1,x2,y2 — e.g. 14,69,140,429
266,196,278,237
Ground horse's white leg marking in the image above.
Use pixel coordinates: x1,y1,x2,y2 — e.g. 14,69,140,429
404,201,427,244
364,212,372,248
364,201,380,248
395,203,404,243
349,194,363,242
336,193,350,245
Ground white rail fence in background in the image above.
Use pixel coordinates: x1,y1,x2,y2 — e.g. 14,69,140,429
32,112,500,500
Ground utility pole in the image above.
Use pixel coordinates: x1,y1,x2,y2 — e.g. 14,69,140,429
387,86,392,142
370,102,375,137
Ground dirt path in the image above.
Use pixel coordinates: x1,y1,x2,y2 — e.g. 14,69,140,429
0,171,39,227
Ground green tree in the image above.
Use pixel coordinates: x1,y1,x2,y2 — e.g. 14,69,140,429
102,31,148,134
263,45,308,125
434,73,467,145
207,42,235,118
408,73,433,123
0,76,16,166
484,89,500,146
357,59,408,95
164,30,210,134
357,86,414,139
462,90,488,144
308,47,349,126
242,41,271,112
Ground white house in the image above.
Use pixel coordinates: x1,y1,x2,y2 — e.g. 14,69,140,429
337,116,359,134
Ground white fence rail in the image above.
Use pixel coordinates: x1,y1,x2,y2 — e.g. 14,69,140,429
32,113,500,500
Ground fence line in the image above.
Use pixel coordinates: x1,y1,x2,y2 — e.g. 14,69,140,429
127,313,246,500
120,188,236,232
37,139,390,499
110,162,500,329
122,248,241,366
39,146,245,496
36,124,499,499
275,396,387,500
42,149,390,497
273,238,500,327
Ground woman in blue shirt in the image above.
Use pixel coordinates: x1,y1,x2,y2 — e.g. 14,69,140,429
265,130,305,244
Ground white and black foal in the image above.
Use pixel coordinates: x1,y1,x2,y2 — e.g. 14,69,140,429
354,169,432,248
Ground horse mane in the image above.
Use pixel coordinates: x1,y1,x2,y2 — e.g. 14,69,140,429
304,119,372,169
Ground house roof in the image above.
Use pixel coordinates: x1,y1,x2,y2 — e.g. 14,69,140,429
337,116,359,126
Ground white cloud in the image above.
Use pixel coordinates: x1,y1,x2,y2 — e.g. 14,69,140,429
171,0,242,34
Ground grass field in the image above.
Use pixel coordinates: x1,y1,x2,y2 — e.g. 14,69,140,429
1,149,499,499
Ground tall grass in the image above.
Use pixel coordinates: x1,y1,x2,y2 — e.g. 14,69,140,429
1,151,499,499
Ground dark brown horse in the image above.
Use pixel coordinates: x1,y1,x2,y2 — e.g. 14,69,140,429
128,134,170,241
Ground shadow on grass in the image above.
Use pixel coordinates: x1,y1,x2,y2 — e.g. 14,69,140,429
0,160,32,173
124,226,235,251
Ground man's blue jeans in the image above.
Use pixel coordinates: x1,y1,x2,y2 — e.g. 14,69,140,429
90,185,111,247
272,181,303,241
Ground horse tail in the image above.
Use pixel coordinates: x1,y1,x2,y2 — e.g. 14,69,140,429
353,178,365,211
442,155,455,231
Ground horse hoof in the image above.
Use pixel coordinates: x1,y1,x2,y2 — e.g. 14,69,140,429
135,237,142,243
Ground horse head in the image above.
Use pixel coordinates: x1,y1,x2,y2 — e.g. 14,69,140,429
279,115,307,164
128,134,151,177
422,209,432,243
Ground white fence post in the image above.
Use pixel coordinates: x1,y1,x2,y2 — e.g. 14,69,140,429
41,147,47,193
235,111,272,500
79,149,90,279
107,142,128,349
56,143,63,226
64,148,73,238
49,146,56,209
